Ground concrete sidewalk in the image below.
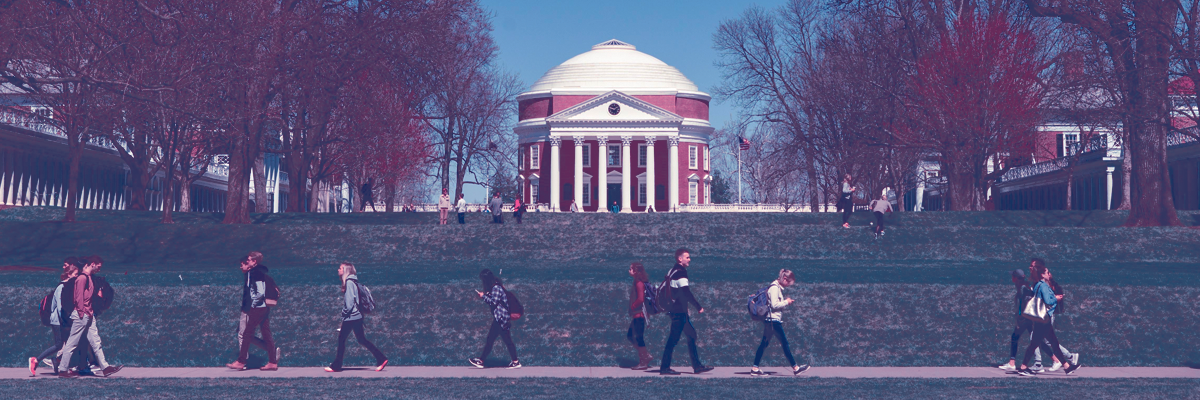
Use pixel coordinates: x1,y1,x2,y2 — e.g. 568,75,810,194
6,366,1200,380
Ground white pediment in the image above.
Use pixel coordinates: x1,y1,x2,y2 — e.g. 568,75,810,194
547,91,683,123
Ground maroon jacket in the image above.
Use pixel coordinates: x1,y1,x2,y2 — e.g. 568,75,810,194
73,274,95,317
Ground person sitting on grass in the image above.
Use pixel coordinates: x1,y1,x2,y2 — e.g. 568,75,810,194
325,263,388,372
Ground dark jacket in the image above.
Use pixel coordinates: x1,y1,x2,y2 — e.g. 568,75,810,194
59,275,78,322
1015,283,1034,319
241,265,279,312
666,264,703,314
1048,278,1065,314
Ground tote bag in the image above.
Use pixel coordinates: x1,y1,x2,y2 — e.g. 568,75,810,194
1021,293,1050,324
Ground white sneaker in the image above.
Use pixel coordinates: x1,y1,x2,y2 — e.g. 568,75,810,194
42,358,54,368
1048,361,1062,372
1070,353,1079,366
997,363,1016,371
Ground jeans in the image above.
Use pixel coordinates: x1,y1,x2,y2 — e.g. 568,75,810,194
753,321,797,367
492,214,504,224
58,315,108,373
237,308,277,364
1022,320,1066,367
840,194,853,224
1010,317,1072,364
481,321,518,361
626,317,646,347
661,313,702,369
514,212,523,224
873,211,885,233
37,324,64,363
458,213,465,224
330,319,386,369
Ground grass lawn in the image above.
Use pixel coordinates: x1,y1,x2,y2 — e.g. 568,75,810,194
2,377,1199,399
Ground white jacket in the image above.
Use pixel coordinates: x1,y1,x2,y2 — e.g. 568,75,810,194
766,280,789,321
456,198,467,212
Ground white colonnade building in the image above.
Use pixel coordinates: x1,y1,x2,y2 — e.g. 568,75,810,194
516,39,714,212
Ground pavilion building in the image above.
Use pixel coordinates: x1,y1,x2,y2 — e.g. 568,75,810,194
516,39,714,212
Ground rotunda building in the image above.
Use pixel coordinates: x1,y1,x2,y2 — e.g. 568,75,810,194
516,39,714,212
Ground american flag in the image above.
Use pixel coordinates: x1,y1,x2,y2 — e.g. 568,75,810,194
738,136,751,150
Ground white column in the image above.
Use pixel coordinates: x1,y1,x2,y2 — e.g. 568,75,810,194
574,136,585,210
1106,166,1115,210
621,135,632,213
915,181,925,212
597,136,608,212
549,137,561,212
668,137,679,212
645,136,656,211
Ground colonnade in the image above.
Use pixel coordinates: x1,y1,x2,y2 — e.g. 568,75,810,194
546,135,680,212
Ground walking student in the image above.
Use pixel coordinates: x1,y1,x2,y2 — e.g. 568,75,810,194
659,248,713,375
750,269,809,376
456,193,467,224
627,263,652,370
839,174,855,228
56,256,122,378
226,252,280,371
30,258,80,376
869,194,892,238
469,269,521,369
439,188,452,225
360,178,376,212
1016,260,1081,376
325,263,388,372
489,192,504,224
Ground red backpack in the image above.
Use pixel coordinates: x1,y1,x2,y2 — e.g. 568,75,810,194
38,290,55,326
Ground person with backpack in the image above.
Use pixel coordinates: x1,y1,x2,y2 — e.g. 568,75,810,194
514,198,526,224
325,263,388,372
469,269,521,369
659,248,713,375
226,252,280,371
1016,260,1081,376
30,258,80,376
56,256,122,378
627,262,654,370
749,269,809,376
868,194,892,238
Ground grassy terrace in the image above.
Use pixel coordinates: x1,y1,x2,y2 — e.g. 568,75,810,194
1,207,1198,369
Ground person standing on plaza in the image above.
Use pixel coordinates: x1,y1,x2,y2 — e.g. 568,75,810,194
569,199,578,213
839,174,855,228
750,269,809,376
869,193,893,238
30,258,80,376
627,262,653,370
659,248,713,375
490,192,504,224
360,178,376,212
226,252,280,371
514,198,526,224
469,269,521,369
325,263,388,372
439,188,452,225
456,193,467,224
56,257,121,378
1016,260,1081,376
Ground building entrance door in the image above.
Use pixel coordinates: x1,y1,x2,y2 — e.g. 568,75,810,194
607,184,621,212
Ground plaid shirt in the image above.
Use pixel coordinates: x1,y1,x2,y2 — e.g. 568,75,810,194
482,285,510,329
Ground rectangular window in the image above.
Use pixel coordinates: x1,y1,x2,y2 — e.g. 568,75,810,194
520,147,526,170
705,182,711,204
688,181,698,204
583,183,591,206
531,145,540,169
704,147,710,170
1057,133,1079,158
638,144,647,167
689,146,698,169
582,144,591,167
608,145,620,166
639,182,647,206
531,183,539,203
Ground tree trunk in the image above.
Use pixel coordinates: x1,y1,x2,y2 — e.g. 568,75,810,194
254,155,269,213
179,181,191,213
1124,0,1182,226
222,136,253,224
1064,168,1073,210
63,132,83,223
161,164,175,224
125,165,151,211
1117,141,1132,210
385,177,395,213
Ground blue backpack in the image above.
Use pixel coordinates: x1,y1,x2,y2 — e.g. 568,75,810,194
747,284,772,320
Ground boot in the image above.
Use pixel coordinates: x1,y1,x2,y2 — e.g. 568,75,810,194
632,346,651,370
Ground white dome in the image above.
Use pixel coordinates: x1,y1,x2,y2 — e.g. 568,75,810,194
527,39,699,93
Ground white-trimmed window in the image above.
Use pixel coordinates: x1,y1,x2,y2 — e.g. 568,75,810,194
689,146,698,169
639,182,647,206
704,147,710,170
582,144,592,167
530,182,540,203
583,182,592,206
608,145,620,166
530,145,540,169
638,144,647,167
688,181,698,204
705,182,711,204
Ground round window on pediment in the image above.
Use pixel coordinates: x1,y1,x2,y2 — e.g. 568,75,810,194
608,103,621,115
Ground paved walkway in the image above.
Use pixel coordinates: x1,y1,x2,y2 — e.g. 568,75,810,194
5,366,1200,380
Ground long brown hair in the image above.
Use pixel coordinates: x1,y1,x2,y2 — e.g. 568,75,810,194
630,262,649,283
339,262,357,292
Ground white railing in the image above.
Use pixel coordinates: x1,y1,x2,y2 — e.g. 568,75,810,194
677,203,830,212
0,108,115,150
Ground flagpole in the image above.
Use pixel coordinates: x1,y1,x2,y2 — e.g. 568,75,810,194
737,143,742,204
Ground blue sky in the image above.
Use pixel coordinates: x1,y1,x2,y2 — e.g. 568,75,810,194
454,0,787,202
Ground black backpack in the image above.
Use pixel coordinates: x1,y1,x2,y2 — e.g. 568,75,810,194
654,269,675,312
348,279,376,314
89,276,115,316
642,281,662,316
503,286,524,319
39,290,55,326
